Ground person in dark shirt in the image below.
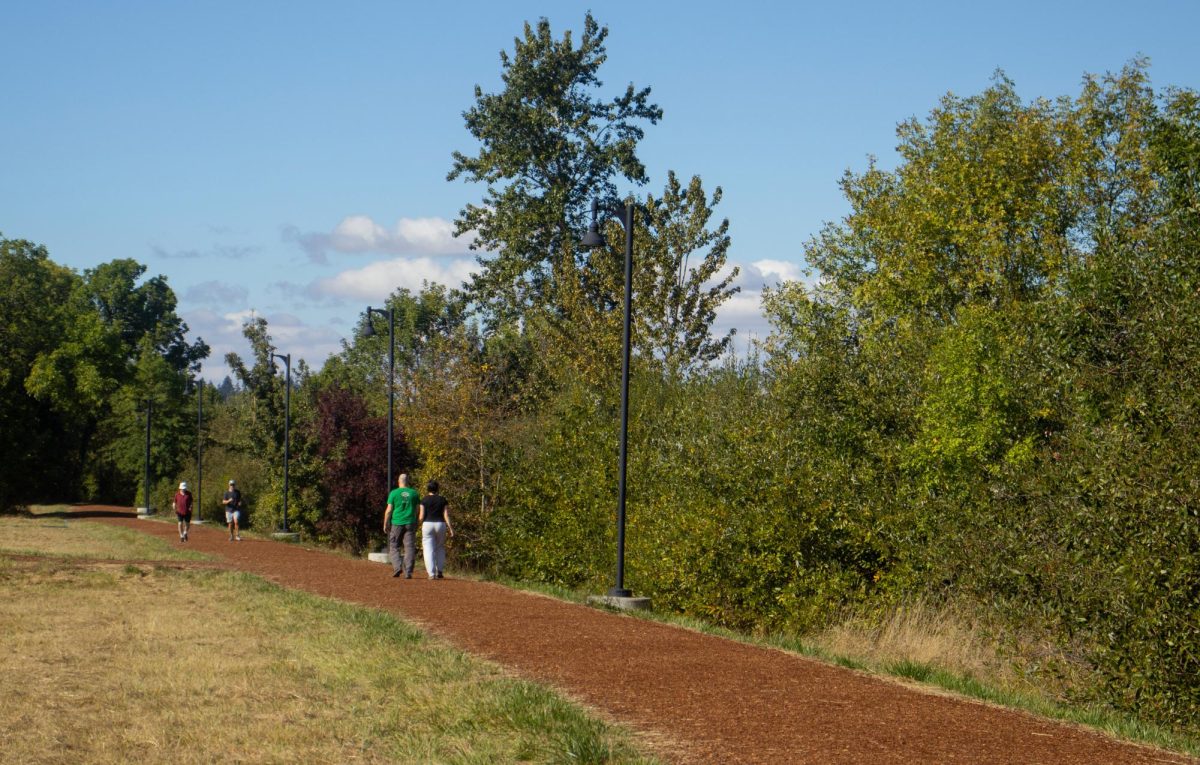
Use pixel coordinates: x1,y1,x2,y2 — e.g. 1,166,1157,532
222,479,243,541
418,480,453,579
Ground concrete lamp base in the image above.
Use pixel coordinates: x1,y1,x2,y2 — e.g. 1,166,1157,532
587,594,652,611
367,552,390,564
271,532,301,543
136,507,156,519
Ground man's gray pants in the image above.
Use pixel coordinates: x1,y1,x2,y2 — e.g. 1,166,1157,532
388,522,416,576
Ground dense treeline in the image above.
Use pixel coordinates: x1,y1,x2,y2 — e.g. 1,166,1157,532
3,14,1197,735
0,242,207,511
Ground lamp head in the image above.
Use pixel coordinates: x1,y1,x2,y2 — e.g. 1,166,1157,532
581,223,606,249
580,198,606,249
361,308,377,338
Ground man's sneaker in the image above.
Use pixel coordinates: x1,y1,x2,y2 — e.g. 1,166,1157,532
229,535,235,541
392,570,402,578
436,572,444,579
235,535,242,541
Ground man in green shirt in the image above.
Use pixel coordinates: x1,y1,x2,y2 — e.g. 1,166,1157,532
384,473,420,578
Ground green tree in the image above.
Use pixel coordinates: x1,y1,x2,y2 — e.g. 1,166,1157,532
2,241,207,506
82,259,207,373
448,12,662,324
320,284,468,416
0,237,81,507
222,316,326,533
98,338,195,509
767,62,1200,731
635,172,739,371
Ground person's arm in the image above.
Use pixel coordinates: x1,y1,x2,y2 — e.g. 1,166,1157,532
383,503,392,533
418,496,426,524
445,504,453,537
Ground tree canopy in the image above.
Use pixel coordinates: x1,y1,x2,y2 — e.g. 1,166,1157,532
449,12,662,324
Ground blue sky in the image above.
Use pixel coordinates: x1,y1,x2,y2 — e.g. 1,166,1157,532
3,1,1197,381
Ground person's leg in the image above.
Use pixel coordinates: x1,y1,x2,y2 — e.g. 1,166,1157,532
421,523,436,579
227,513,234,540
234,512,241,540
433,522,447,576
387,524,402,576
178,517,185,540
402,523,416,577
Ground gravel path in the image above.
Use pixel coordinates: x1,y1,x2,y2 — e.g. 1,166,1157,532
84,506,1194,764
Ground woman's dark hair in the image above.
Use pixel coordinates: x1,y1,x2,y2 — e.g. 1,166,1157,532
426,480,439,493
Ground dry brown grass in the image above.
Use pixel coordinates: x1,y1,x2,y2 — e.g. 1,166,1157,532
0,518,656,765
809,598,1017,685
0,516,209,562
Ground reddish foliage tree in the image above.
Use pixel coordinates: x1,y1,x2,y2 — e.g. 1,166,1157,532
312,387,413,553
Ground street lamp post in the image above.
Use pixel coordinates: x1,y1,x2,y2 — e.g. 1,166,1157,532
141,399,154,516
195,378,205,523
362,306,395,493
271,353,292,533
581,197,637,599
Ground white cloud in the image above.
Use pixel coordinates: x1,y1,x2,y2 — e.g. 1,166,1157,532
285,215,477,263
752,259,805,283
181,307,345,383
311,256,477,301
708,258,812,356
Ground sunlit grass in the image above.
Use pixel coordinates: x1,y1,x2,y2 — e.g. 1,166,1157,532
0,515,657,765
0,515,210,562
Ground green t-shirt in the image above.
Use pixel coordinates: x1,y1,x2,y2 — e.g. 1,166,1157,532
387,486,420,526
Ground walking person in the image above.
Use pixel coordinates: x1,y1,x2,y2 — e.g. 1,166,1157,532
419,480,453,580
384,473,420,578
174,482,193,542
223,479,243,541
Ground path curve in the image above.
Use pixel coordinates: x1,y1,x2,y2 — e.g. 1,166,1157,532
85,507,1192,764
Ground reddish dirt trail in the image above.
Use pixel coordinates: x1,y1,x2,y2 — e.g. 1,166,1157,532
82,507,1192,764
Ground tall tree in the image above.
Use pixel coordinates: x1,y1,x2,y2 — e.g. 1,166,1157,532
0,237,80,506
448,12,662,324
223,316,319,531
98,337,195,506
8,245,208,504
83,259,208,373
321,284,468,414
225,316,287,458
636,172,739,371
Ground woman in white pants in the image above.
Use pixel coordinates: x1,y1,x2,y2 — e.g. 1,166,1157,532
418,480,453,579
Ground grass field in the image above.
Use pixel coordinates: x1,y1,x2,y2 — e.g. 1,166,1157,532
0,512,211,562
0,515,658,765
